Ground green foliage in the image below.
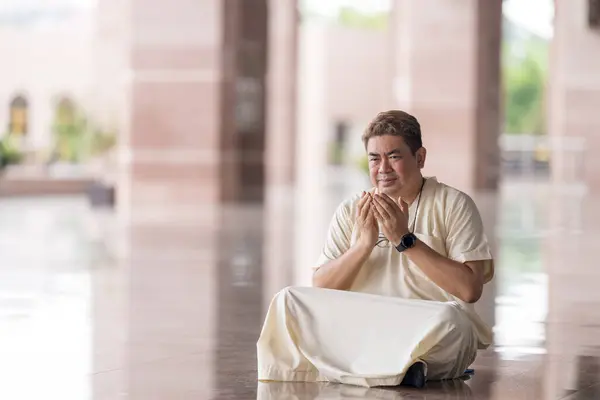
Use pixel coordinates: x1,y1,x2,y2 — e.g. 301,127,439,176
337,7,388,30
52,110,88,162
357,154,369,175
502,39,548,135
328,142,345,165
0,133,23,169
51,102,116,163
89,129,117,157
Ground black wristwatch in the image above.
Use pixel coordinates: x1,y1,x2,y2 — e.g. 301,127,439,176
395,232,417,253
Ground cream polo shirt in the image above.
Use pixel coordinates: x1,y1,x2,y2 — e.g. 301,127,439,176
314,177,495,348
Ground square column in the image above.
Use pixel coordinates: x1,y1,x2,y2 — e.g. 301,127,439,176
391,0,502,192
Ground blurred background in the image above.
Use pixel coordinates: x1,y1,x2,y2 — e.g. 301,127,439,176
1,0,599,399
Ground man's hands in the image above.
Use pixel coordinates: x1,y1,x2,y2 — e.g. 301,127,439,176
372,193,410,247
312,192,378,291
357,191,411,248
356,191,379,249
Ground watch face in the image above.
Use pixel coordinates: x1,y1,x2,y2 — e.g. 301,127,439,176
402,234,416,248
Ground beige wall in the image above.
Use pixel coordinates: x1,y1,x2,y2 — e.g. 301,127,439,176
323,25,395,125
92,0,130,136
391,0,502,192
297,22,395,165
549,0,600,191
0,8,95,152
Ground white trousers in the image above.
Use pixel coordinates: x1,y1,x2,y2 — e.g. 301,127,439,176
257,287,478,388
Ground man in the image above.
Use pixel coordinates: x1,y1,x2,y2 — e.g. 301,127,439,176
257,110,494,388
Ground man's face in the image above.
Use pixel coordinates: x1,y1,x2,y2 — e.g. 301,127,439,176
366,135,423,196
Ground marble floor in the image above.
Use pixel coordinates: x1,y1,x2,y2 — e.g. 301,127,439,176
1,173,599,399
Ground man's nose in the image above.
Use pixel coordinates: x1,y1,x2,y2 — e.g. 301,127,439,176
378,157,391,172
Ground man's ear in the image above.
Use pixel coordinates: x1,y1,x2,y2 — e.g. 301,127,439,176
416,147,427,168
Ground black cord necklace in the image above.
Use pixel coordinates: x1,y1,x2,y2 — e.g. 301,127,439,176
376,177,426,247
410,177,426,233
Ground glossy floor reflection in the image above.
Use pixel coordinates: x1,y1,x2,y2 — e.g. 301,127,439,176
1,175,600,399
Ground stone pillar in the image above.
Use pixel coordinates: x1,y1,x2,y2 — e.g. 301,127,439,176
544,4,600,397
391,0,502,192
119,0,269,224
265,0,298,187
230,0,270,203
97,1,270,397
93,0,129,135
549,0,600,192
261,0,298,314
391,4,501,385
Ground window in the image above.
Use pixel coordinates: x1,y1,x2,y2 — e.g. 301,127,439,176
55,97,76,127
9,95,28,135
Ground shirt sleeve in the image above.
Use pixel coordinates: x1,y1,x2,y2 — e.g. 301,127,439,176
445,193,495,283
314,201,354,270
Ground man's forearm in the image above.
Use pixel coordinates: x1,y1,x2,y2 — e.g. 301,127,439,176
404,240,483,303
312,242,373,290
